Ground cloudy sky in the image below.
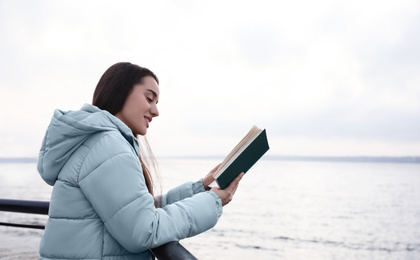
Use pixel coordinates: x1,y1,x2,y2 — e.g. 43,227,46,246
0,0,419,158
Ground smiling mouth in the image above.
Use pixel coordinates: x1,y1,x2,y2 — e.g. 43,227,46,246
144,117,152,127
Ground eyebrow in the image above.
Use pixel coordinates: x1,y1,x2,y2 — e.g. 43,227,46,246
146,89,158,103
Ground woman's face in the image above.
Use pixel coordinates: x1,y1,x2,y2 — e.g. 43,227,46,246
115,76,159,136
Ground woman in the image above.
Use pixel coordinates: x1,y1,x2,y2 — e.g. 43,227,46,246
37,62,243,260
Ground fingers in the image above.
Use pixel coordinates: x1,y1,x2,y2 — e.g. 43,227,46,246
203,163,222,187
211,172,244,206
210,187,220,193
225,173,244,204
234,172,244,184
210,163,222,173
226,172,244,191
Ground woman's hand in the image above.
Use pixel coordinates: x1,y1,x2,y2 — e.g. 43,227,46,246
211,172,244,206
202,163,221,189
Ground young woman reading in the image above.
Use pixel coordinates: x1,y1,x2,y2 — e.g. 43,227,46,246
37,62,243,260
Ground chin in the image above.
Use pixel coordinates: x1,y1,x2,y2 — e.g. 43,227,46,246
132,127,147,136
138,129,147,136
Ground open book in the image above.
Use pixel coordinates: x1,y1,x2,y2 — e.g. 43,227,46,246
210,125,270,189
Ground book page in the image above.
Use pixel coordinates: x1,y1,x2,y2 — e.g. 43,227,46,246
213,125,262,178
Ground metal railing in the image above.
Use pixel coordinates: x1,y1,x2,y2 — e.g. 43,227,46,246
0,199,197,260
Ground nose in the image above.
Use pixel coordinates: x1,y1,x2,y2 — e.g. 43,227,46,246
151,104,159,117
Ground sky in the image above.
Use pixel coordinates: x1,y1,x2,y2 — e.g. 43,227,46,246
0,0,419,158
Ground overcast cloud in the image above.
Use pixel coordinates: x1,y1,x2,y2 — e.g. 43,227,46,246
0,0,419,157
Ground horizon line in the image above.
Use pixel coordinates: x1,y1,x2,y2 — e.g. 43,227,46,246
1,155,419,164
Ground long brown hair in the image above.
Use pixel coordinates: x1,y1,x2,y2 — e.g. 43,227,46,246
92,62,159,198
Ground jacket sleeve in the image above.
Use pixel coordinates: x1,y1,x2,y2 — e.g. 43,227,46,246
157,180,206,208
78,133,223,253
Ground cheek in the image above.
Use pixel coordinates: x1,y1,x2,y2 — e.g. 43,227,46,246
139,100,151,113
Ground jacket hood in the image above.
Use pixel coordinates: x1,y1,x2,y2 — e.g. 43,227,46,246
37,104,139,186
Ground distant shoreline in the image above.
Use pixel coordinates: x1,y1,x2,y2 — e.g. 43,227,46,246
263,155,420,163
1,156,419,164
0,157,38,163
157,155,420,163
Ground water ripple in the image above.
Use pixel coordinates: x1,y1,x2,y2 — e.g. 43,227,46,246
274,236,420,253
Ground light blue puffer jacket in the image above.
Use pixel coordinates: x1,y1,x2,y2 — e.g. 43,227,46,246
37,104,222,260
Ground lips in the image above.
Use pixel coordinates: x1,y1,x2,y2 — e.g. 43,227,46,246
144,116,152,127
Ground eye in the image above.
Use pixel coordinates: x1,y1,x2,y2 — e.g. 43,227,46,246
146,96,153,103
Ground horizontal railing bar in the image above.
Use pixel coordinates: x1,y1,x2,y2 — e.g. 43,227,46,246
0,199,49,215
151,241,198,260
0,221,45,230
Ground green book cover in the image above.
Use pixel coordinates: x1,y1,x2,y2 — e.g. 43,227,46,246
215,129,269,189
